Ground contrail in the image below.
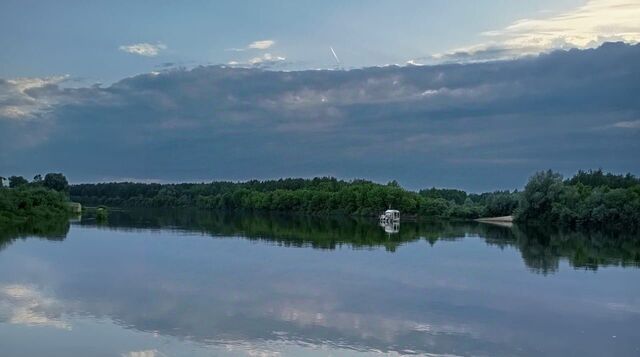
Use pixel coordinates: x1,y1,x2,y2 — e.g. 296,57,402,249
330,47,341,68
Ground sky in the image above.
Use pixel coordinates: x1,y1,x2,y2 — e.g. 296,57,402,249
1,0,639,191
0,0,602,81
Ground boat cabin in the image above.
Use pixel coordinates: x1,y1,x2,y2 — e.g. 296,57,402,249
379,209,400,222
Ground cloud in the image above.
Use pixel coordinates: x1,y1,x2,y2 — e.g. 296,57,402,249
0,284,71,330
226,39,276,52
0,75,69,120
226,40,283,68
248,40,275,50
1,43,639,190
119,42,167,57
613,120,640,129
228,53,287,68
121,350,159,357
248,53,286,65
420,0,640,63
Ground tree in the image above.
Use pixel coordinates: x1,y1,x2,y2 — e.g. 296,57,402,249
8,176,29,188
515,170,565,222
419,188,468,205
483,191,520,217
33,174,43,183
43,173,69,192
0,176,5,188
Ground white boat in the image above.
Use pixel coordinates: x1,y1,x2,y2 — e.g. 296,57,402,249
379,209,400,223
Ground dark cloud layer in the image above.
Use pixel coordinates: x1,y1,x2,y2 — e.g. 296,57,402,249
1,42,639,191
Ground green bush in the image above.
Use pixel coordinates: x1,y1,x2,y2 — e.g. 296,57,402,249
0,186,70,229
515,170,640,230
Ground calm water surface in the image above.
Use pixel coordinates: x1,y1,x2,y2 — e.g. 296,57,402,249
1,209,639,357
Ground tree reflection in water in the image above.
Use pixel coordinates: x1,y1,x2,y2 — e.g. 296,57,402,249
4,208,639,274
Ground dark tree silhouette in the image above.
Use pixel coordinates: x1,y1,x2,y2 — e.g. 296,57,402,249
43,173,69,192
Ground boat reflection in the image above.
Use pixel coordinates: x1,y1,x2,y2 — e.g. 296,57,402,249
2,208,640,273
1,209,639,356
379,220,400,234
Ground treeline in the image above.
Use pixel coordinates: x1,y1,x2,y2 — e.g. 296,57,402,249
70,178,519,219
0,173,71,230
0,186,70,224
515,170,640,230
0,173,69,192
69,170,640,230
0,188,70,231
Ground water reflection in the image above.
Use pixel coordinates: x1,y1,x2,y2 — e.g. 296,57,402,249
4,209,640,273
2,209,640,274
72,208,640,273
0,283,70,330
379,221,400,235
0,217,69,251
1,209,639,356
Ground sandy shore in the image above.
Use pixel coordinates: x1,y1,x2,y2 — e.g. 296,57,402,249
475,215,514,227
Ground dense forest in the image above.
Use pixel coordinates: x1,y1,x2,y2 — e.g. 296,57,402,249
515,170,640,230
0,173,71,236
70,177,518,219
67,169,640,230
3,169,638,231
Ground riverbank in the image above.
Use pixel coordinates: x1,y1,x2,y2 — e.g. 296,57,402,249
0,186,71,228
69,169,640,231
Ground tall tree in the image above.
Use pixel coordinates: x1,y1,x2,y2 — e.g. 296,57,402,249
515,170,565,222
43,173,69,192
8,176,29,188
